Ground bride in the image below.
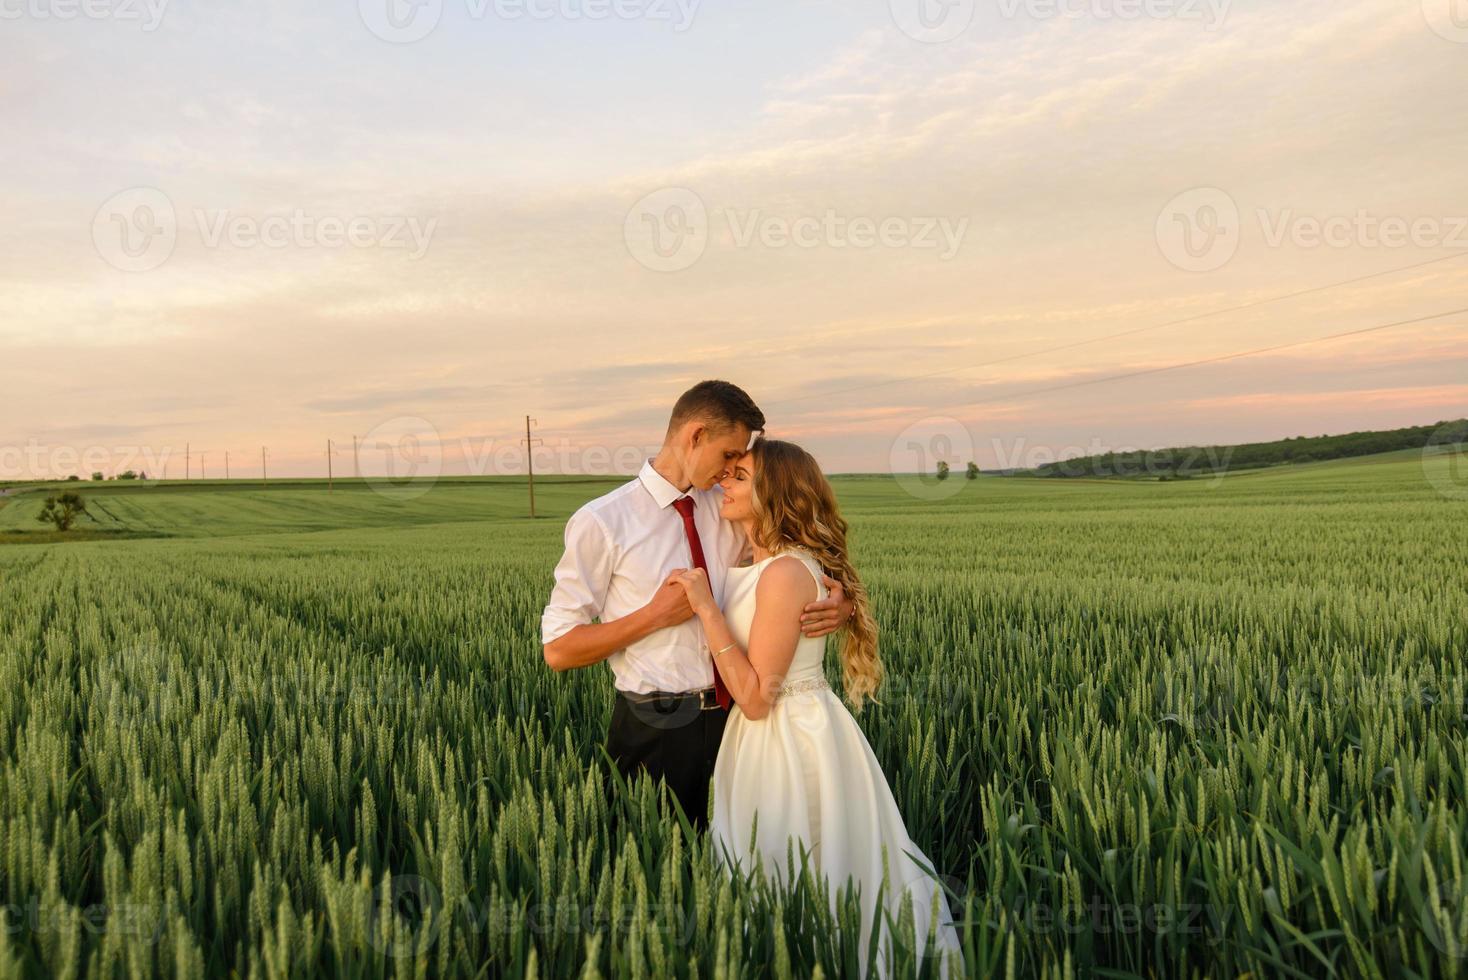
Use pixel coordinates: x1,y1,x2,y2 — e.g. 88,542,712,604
670,437,964,978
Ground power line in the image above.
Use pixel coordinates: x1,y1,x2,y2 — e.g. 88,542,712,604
770,250,1468,408
867,306,1468,420
199,300,1459,484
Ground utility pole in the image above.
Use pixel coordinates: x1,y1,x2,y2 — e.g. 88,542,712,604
200,451,207,480
352,435,360,479
326,439,335,492
523,416,542,518
186,442,191,480
261,447,267,489
225,450,230,481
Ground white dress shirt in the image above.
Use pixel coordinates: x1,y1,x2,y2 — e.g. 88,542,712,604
541,459,749,694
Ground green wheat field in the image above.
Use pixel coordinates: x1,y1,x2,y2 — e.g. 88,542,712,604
2,449,1466,978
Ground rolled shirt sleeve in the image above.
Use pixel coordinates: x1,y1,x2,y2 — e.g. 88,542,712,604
541,508,614,646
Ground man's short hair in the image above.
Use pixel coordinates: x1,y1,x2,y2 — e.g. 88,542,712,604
667,380,765,439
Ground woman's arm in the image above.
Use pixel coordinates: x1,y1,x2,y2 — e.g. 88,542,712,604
674,559,817,720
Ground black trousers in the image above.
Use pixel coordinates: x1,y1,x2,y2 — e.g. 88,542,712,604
606,690,728,829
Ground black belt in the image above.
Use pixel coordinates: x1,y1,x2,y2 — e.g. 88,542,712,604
619,686,725,712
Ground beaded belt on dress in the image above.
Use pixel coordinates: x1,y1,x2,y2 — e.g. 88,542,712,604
776,676,830,698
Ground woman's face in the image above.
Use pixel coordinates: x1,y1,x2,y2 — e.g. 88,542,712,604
718,451,756,523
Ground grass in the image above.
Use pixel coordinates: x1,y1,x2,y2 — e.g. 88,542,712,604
0,449,1465,977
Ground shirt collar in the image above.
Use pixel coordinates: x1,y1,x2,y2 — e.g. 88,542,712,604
638,458,691,510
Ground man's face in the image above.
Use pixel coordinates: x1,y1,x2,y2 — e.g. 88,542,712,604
690,423,752,490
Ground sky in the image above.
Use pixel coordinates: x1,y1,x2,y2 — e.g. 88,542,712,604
3,0,1466,479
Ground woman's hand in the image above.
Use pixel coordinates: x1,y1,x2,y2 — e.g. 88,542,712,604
668,568,718,617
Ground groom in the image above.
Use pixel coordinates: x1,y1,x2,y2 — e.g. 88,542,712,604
541,380,853,829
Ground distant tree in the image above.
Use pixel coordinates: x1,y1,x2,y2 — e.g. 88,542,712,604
965,461,980,480
91,472,104,482
118,470,138,480
37,492,87,532
66,474,80,482
936,460,950,481
139,471,148,480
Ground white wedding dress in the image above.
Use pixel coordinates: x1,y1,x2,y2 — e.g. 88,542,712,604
710,548,964,978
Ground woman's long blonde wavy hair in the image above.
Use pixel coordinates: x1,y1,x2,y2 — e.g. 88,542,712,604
746,437,883,711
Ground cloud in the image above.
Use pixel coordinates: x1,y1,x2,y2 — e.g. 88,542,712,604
1183,384,1468,413
4,0,1465,473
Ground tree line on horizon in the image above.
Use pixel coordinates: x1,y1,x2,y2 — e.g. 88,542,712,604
1024,418,1468,480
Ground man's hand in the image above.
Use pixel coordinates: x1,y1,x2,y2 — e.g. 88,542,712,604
545,573,693,672
800,575,854,638
643,572,696,630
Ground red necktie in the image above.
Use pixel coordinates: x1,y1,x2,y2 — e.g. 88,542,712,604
672,496,731,710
